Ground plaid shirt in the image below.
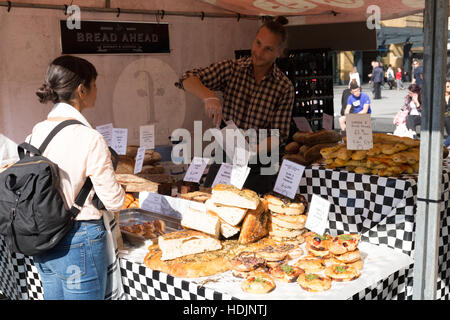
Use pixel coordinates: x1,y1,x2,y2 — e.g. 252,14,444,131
179,56,294,146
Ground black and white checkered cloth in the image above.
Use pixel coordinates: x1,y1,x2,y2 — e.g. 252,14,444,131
299,164,450,300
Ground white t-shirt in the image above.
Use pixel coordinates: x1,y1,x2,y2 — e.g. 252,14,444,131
409,101,420,116
349,72,360,87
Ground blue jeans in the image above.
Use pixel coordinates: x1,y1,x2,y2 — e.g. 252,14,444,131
34,218,107,300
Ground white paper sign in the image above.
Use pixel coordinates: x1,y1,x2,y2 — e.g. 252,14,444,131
322,113,333,130
305,194,331,235
211,163,233,188
140,192,162,213
220,120,251,162
293,117,313,132
273,159,305,199
345,113,373,150
183,157,209,183
96,123,113,146
230,165,251,190
111,128,128,155
140,125,155,150
133,147,146,174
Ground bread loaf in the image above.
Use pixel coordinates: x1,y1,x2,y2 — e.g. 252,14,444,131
158,230,222,261
304,142,339,163
181,208,221,238
211,184,260,210
205,199,248,226
238,200,269,244
302,130,341,146
284,141,300,154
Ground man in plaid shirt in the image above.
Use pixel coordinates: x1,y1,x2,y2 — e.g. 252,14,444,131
178,18,294,149
177,17,294,193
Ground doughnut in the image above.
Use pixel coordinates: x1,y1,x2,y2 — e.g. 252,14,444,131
241,272,276,294
297,273,332,292
324,264,360,282
269,264,303,283
294,256,326,273
230,251,266,272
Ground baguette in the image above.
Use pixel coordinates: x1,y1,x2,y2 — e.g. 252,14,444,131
304,142,339,163
302,130,341,146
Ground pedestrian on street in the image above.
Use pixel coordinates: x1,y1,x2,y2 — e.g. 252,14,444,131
412,59,424,88
443,80,450,147
401,84,423,137
396,67,405,91
339,80,371,132
371,61,383,100
386,65,395,90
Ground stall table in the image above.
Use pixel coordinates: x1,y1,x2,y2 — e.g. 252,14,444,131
1,163,450,300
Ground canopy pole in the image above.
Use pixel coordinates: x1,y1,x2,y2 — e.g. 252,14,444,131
413,0,448,300
0,1,259,20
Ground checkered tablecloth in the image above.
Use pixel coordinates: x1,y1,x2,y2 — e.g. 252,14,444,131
299,163,450,300
1,164,449,300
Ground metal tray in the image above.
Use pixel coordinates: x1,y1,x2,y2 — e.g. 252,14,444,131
119,208,182,231
119,208,182,246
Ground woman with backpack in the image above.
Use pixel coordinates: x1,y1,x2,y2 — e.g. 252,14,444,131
29,56,125,299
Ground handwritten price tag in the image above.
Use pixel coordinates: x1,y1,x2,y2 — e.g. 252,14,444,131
273,159,305,199
184,157,209,183
96,123,113,146
140,125,155,150
305,194,331,235
111,128,128,155
133,147,146,174
211,163,232,188
345,113,373,150
293,117,313,132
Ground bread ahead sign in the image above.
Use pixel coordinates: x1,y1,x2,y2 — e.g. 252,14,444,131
60,20,170,54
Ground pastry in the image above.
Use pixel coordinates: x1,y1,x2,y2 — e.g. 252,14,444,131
329,234,360,255
324,264,360,282
269,264,303,283
241,272,276,294
294,256,326,273
230,251,266,272
297,273,332,292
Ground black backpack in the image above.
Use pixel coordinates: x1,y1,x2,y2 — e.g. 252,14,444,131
0,120,97,256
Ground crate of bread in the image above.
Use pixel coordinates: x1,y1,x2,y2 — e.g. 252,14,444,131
320,133,449,176
283,129,342,166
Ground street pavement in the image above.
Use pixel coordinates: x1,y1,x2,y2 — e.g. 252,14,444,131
332,82,411,133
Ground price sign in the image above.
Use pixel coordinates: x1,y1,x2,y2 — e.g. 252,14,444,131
273,159,305,199
293,117,313,132
140,125,155,150
111,128,128,155
133,147,146,174
230,165,251,190
345,113,373,150
140,192,162,213
183,157,209,183
211,163,232,188
305,194,331,235
96,123,113,146
322,113,334,130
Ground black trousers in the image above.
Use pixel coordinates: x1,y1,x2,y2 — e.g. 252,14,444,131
406,115,421,131
373,82,382,99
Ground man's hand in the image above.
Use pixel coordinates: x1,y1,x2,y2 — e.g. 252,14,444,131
204,97,223,127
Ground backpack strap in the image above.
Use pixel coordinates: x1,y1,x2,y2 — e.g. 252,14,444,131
69,177,94,217
17,119,83,159
38,119,83,154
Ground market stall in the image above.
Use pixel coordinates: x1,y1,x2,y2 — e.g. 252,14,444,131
1,0,450,301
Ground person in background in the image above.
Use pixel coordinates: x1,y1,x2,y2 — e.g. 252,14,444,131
371,61,383,100
444,80,450,147
412,59,424,88
31,55,125,300
348,66,360,88
396,67,405,91
386,65,395,90
401,83,423,136
339,80,371,132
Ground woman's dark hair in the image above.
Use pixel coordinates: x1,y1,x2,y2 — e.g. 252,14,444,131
408,83,422,105
259,16,289,46
36,55,97,104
